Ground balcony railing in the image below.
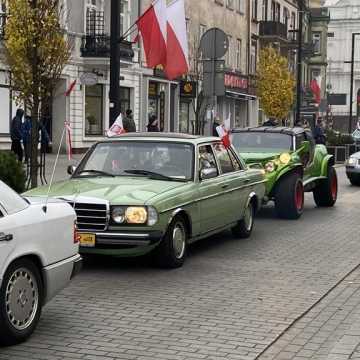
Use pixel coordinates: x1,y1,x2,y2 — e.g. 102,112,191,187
80,35,134,60
259,21,288,41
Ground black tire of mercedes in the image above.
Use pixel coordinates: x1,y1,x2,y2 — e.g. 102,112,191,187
313,166,337,207
348,174,360,186
274,172,304,220
0,259,43,346
231,201,255,239
154,216,187,269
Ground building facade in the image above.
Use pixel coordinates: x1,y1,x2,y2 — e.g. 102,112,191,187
326,0,360,132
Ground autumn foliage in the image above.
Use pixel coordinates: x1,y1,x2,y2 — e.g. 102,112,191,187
256,47,295,120
4,0,71,187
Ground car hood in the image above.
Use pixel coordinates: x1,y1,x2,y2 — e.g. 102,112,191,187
24,177,187,205
239,152,281,163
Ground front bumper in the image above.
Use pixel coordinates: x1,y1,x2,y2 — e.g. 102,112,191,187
79,230,164,257
346,165,360,176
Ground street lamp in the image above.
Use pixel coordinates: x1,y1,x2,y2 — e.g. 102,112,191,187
348,33,360,134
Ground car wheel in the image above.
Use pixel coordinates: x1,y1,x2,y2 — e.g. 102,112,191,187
274,172,304,220
0,259,43,346
348,174,360,186
231,200,255,239
154,216,187,269
313,166,338,207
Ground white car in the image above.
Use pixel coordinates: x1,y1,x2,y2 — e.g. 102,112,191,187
0,181,82,346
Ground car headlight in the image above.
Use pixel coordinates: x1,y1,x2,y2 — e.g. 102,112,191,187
265,161,276,173
147,206,158,226
348,157,356,165
279,153,291,165
125,207,148,224
112,207,126,223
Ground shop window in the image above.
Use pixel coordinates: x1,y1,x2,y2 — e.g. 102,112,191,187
85,84,103,136
179,101,191,134
120,87,131,115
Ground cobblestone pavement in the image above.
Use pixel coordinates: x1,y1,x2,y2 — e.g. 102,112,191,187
1,166,360,360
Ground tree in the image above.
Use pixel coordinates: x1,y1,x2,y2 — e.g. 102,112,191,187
5,0,71,188
256,46,295,121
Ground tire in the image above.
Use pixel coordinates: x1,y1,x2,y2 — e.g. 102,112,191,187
231,200,255,238
348,174,360,186
0,259,43,346
313,166,338,207
154,216,187,269
274,172,304,220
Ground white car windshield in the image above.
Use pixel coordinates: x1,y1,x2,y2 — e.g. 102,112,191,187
232,132,293,153
75,141,194,181
0,181,28,215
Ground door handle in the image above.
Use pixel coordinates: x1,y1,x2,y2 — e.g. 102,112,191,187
0,233,13,242
221,184,230,189
243,179,251,183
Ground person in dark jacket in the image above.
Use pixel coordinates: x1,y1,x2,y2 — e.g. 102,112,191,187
39,121,50,153
147,115,160,132
123,109,136,132
212,117,221,137
263,117,278,127
22,115,32,163
313,118,326,145
10,108,24,162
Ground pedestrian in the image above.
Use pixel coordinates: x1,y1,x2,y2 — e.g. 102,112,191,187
303,120,311,131
22,115,32,163
38,121,50,153
123,109,136,132
10,108,24,162
313,118,326,145
147,115,160,132
212,116,221,137
263,117,278,126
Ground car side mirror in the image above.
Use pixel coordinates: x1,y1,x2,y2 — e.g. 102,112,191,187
67,165,76,175
200,167,218,180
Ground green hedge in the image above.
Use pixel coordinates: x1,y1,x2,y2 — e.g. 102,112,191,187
326,129,354,146
0,151,26,193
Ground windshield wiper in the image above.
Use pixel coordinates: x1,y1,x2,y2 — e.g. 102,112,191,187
76,169,115,177
124,169,175,181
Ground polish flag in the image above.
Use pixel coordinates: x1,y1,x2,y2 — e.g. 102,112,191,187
106,114,126,137
216,114,231,148
310,79,321,105
164,0,189,80
136,0,167,68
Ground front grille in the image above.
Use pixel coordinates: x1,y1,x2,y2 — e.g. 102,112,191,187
68,202,108,232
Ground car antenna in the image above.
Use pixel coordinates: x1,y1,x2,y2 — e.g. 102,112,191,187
43,125,67,213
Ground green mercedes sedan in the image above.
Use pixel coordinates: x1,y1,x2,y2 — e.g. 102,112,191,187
25,133,266,268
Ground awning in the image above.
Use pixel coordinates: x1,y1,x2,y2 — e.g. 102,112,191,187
225,90,257,101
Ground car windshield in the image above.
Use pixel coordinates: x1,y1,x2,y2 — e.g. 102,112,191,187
74,141,194,181
0,181,28,215
232,132,293,153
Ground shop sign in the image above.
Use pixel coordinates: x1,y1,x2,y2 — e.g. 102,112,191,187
80,72,98,86
180,81,197,98
148,82,158,97
224,73,248,91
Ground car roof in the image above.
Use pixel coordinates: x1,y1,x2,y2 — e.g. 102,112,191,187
99,132,219,145
232,126,305,136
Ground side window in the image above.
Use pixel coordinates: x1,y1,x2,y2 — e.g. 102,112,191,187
295,134,306,150
199,145,218,175
0,209,3,218
228,148,242,171
213,143,235,174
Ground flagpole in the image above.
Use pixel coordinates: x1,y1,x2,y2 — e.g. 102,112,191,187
109,0,121,126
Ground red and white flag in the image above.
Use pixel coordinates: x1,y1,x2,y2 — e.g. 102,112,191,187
65,80,76,97
106,114,127,137
165,0,189,80
64,121,72,160
216,114,231,148
136,0,167,68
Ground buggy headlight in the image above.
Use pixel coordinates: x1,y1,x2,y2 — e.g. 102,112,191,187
279,153,291,165
112,207,126,223
348,157,356,165
125,207,147,224
265,161,276,173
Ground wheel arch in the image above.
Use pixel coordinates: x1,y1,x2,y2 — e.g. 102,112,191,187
168,208,192,239
321,155,335,176
270,165,303,197
246,192,260,213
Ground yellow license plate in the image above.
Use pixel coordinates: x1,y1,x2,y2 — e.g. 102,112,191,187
79,233,95,247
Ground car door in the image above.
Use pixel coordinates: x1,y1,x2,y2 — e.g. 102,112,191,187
198,144,226,234
212,143,249,223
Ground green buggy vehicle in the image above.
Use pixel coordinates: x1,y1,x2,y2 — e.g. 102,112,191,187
231,127,338,219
